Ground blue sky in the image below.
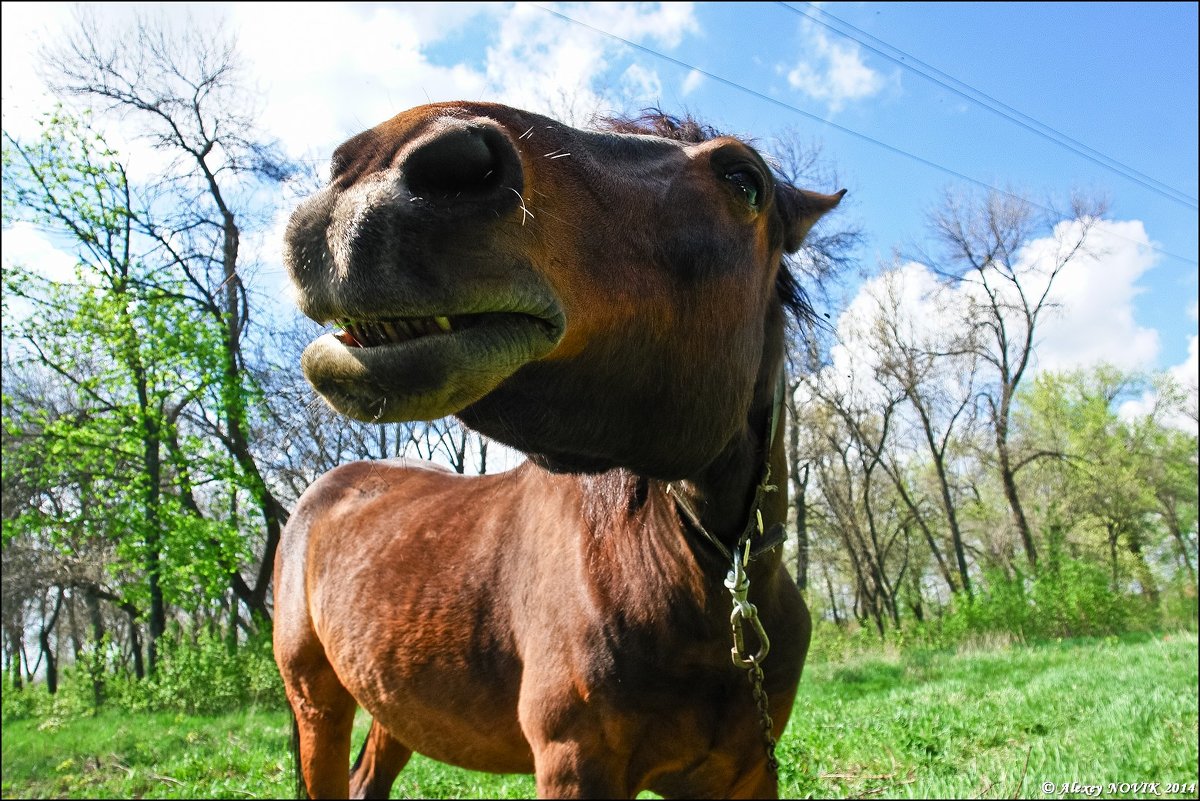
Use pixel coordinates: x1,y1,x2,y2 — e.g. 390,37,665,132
3,2,1197,388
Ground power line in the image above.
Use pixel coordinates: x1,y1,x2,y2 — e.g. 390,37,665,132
528,6,1012,188
781,1,1198,209
528,3,1197,267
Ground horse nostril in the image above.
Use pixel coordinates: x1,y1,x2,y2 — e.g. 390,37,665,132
402,123,521,201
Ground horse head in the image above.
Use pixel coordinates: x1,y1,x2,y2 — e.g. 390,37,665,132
285,101,842,478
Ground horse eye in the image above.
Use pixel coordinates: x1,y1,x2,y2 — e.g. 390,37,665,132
724,170,761,210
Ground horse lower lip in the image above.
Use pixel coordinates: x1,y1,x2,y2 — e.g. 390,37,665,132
302,310,564,423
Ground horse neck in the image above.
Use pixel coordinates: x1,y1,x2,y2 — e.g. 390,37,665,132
680,347,788,560
570,333,789,574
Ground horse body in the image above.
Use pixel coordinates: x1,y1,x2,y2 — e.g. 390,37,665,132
275,101,841,798
277,458,805,796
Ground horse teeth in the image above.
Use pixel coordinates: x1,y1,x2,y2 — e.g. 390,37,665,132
340,316,454,345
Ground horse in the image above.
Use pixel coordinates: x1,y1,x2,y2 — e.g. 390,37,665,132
275,100,843,799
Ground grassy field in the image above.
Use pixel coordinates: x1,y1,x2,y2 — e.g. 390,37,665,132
2,633,1196,799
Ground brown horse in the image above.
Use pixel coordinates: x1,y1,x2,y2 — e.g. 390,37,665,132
275,101,843,799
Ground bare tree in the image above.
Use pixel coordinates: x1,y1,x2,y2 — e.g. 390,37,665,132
923,190,1107,571
792,372,915,635
864,268,982,595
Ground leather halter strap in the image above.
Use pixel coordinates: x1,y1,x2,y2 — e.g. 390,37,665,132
666,365,788,565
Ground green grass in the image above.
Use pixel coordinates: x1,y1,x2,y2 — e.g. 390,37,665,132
3,633,1196,799
784,632,1199,798
0,707,291,799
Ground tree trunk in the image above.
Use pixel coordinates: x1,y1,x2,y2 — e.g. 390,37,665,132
143,414,166,676
996,433,1038,570
85,587,106,708
5,627,23,690
226,593,239,656
931,450,973,597
793,463,810,592
1108,523,1120,591
822,563,842,626
41,633,58,695
908,572,926,623
40,589,64,695
129,615,144,681
1160,498,1196,585
887,467,959,596
909,397,973,597
922,427,972,596
1124,530,1160,605
221,209,288,625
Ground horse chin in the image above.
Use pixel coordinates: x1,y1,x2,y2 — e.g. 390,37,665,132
524,451,617,475
301,314,563,423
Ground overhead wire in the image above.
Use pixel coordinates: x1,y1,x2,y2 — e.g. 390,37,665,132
781,1,1198,209
527,3,1197,268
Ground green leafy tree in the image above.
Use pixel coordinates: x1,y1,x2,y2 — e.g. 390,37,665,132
40,10,301,623
1016,366,1197,608
3,109,244,674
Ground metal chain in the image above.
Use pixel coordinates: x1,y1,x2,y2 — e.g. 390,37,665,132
745,657,779,776
725,545,779,776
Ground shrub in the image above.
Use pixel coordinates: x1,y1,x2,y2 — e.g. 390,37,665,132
2,626,285,721
1,674,43,721
120,627,284,714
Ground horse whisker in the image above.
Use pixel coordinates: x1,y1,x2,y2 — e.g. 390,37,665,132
507,187,535,225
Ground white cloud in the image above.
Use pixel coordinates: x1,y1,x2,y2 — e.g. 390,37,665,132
2,5,236,187
230,3,493,160
483,2,696,122
4,2,702,167
576,1,698,48
1121,327,1199,434
1170,334,1198,397
782,19,895,113
817,260,971,417
486,3,609,118
2,1,705,311
1030,220,1160,373
1,222,80,286
1179,301,1200,417
681,69,705,96
620,63,663,104
0,3,72,140
1,222,87,325
825,218,1169,413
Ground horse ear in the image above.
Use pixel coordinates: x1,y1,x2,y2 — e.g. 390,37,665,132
778,187,846,253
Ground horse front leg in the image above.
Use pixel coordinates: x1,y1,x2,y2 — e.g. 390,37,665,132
725,759,779,800
529,738,631,799
349,719,412,800
521,688,631,799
